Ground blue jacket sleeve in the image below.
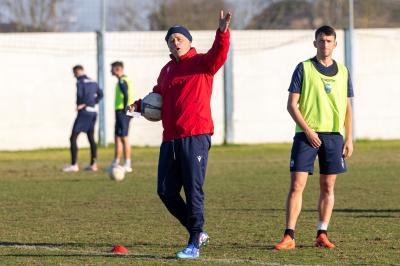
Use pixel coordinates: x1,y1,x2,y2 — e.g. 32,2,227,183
119,79,129,108
347,71,354,97
76,81,85,105
96,84,103,103
288,63,303,94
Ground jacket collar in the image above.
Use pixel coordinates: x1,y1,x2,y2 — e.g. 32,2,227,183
77,74,88,81
170,47,197,62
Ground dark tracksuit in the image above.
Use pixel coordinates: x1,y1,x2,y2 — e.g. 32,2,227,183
70,75,103,165
157,134,211,245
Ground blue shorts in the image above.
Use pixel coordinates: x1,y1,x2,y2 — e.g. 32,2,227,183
290,132,346,175
115,110,131,137
72,110,97,134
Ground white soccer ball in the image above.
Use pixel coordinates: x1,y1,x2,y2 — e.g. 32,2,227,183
109,165,125,182
141,92,162,122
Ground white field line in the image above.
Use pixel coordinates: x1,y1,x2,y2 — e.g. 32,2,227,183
3,244,321,266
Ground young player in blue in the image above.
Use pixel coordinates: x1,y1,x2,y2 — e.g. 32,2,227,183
275,26,354,250
63,65,103,172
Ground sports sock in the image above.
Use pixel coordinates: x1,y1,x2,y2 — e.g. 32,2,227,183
188,232,200,248
284,229,295,240
317,221,328,230
317,230,328,237
317,221,328,237
112,158,120,166
125,159,131,167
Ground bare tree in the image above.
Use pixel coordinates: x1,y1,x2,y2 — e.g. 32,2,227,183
0,0,72,32
246,0,315,29
246,0,400,29
108,0,159,31
226,0,271,29
148,0,228,30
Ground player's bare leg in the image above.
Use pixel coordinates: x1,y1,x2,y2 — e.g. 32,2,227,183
122,136,132,172
316,174,336,248
112,136,123,167
286,171,309,229
275,171,308,250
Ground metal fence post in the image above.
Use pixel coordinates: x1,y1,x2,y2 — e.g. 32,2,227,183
223,44,234,145
97,0,106,147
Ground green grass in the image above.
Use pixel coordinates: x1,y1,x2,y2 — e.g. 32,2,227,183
0,141,399,265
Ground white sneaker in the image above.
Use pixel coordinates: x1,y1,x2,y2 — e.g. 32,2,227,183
124,165,132,173
63,164,79,172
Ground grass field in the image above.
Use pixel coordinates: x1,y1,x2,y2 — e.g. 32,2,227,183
0,140,399,265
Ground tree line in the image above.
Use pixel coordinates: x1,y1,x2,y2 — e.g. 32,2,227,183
1,0,400,32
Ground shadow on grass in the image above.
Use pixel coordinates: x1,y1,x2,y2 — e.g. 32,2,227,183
220,208,400,218
0,241,181,249
221,208,400,212
0,242,177,260
0,253,176,260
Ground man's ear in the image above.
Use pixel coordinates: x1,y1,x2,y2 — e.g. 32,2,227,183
313,40,317,48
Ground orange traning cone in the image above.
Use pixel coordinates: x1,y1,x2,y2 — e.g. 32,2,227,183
111,245,129,254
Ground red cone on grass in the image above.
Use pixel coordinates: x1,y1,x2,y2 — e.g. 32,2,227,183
111,245,129,254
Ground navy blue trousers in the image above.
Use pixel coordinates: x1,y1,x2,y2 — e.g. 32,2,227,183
157,134,211,236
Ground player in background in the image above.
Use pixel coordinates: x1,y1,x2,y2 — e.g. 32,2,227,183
109,61,134,172
129,10,231,259
63,65,103,172
275,25,354,250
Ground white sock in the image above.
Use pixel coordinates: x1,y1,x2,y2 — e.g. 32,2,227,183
125,159,131,167
112,159,120,166
317,221,328,231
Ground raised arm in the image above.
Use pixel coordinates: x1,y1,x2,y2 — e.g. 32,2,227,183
203,10,232,75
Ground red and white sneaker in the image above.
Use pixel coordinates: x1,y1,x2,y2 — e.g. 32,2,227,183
315,233,335,249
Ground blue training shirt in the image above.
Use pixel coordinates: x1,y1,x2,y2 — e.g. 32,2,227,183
76,75,103,107
288,57,354,97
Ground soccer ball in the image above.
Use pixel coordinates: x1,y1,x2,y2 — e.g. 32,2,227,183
109,165,125,182
141,92,162,121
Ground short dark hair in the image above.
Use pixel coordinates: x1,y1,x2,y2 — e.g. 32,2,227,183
315,25,336,40
111,61,124,68
72,65,84,72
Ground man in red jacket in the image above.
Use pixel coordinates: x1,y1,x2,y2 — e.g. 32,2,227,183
131,10,231,259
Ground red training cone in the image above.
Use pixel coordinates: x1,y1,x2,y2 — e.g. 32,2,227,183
111,245,129,254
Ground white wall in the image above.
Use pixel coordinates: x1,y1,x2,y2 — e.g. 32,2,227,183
231,30,345,143
353,29,400,139
0,33,97,150
0,29,399,150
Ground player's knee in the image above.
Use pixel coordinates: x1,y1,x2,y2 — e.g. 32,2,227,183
290,182,306,194
320,185,335,196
